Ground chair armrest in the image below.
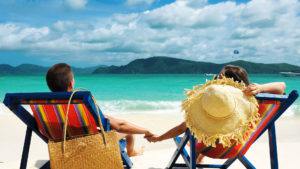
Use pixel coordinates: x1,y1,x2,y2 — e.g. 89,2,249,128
105,118,111,131
256,93,288,101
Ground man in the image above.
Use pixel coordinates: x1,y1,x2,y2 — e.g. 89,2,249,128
46,63,153,156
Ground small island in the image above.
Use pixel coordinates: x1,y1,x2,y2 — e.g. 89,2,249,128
93,57,300,74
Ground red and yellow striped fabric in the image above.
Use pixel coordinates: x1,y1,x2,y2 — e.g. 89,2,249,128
30,103,98,141
196,100,281,159
22,99,83,104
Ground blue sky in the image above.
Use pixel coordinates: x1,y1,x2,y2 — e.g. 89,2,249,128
0,0,299,67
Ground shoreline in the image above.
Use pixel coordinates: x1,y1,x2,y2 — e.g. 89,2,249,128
1,102,300,117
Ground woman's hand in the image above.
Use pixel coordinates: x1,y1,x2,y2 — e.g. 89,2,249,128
144,131,154,138
144,131,161,142
145,135,161,143
243,84,262,95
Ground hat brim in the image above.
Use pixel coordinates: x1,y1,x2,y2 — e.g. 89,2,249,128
183,77,259,147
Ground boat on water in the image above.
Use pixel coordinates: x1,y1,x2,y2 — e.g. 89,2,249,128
205,73,216,77
204,73,217,77
279,72,300,77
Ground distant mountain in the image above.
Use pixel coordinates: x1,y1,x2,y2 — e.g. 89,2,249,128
226,60,300,74
0,64,15,74
73,66,105,75
93,57,300,74
15,64,48,74
1,57,300,75
0,64,106,75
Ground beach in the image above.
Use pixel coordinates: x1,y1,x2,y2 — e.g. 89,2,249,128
1,107,300,169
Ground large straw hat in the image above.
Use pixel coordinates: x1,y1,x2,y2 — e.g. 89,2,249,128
183,77,260,147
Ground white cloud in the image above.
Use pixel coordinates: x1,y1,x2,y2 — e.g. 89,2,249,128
231,28,260,39
126,0,155,6
0,23,49,50
143,1,236,28
65,0,87,9
53,21,74,31
0,0,300,65
53,20,92,32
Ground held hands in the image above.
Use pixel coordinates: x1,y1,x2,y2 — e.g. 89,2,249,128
243,84,262,96
145,135,161,143
144,131,154,138
144,131,161,143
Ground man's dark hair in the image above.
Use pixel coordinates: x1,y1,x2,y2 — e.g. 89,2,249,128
46,63,73,92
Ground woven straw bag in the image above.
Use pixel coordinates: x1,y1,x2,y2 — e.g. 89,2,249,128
48,90,123,169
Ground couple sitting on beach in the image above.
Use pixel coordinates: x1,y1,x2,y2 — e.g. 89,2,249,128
46,63,286,161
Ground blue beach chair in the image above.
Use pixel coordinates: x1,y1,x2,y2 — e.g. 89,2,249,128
167,90,298,169
3,91,133,169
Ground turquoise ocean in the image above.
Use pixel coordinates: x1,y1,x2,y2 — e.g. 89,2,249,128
0,74,299,116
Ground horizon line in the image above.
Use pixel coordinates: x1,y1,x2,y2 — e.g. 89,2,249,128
1,56,299,68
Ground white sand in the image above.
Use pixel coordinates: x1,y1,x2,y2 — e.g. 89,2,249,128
1,109,300,169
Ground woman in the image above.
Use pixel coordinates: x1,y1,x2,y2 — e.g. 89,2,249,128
145,65,286,162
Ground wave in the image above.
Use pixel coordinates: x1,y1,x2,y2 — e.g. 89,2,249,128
1,100,300,117
97,100,182,115
0,100,182,115
97,100,300,116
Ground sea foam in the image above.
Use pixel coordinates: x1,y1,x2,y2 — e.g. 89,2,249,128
1,101,299,117
98,100,182,115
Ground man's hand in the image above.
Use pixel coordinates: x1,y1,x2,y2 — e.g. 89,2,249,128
144,131,161,142
243,84,262,96
145,135,161,143
144,131,154,138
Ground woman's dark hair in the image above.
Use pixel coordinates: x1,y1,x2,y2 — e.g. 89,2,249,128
218,65,250,85
46,63,73,92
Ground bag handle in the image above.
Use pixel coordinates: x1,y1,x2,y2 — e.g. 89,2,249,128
62,89,107,154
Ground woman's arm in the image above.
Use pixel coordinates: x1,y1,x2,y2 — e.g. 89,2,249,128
146,122,187,142
244,82,286,95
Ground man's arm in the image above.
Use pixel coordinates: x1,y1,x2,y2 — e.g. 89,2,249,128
106,115,152,136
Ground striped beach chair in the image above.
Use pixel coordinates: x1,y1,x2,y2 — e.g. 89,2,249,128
167,91,298,169
3,91,133,169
